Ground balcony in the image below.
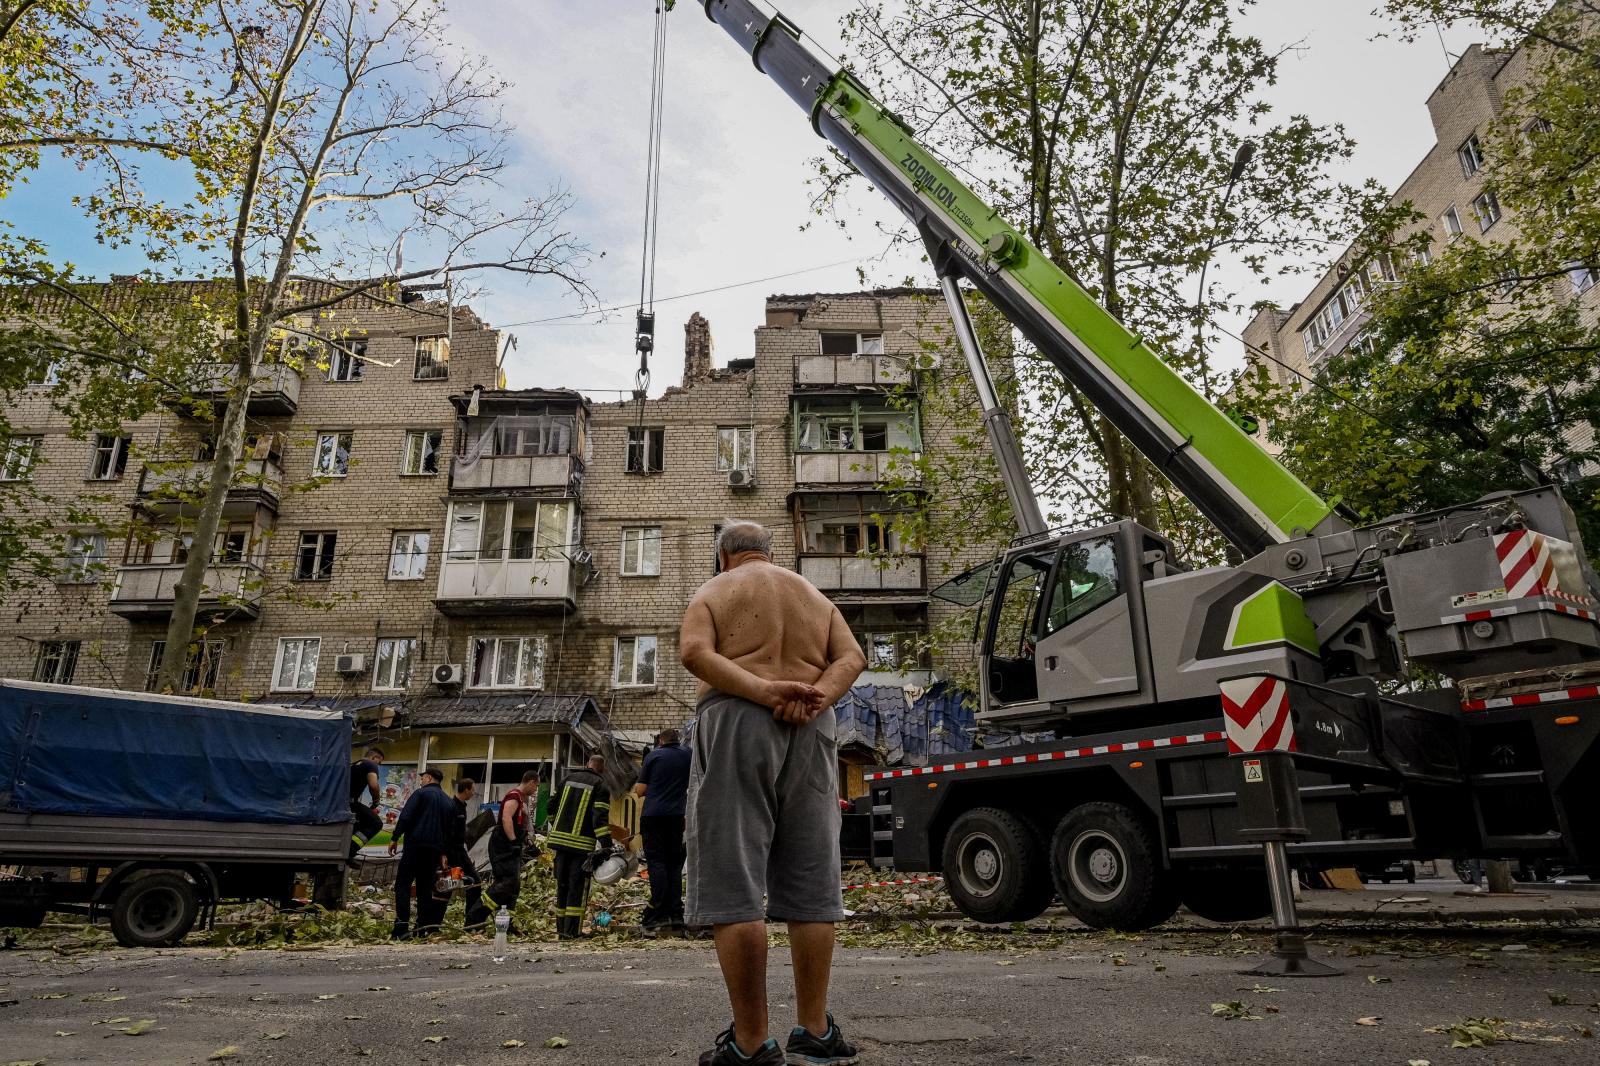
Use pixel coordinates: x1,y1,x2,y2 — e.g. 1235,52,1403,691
109,562,263,619
165,362,302,418
793,451,921,486
435,556,581,615
136,459,284,516
449,453,582,493
799,554,925,593
795,353,914,389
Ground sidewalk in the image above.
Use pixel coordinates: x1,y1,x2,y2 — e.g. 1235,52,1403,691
1297,880,1600,924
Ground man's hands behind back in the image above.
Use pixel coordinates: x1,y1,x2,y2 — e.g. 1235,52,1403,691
765,679,826,725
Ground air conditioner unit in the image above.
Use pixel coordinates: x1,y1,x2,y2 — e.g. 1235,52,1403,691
727,467,757,490
334,653,366,675
432,663,465,686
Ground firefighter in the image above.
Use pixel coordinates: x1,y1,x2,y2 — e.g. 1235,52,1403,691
547,754,611,939
485,769,541,928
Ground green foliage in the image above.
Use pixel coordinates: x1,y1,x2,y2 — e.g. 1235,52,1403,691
1244,0,1600,556
834,0,1379,554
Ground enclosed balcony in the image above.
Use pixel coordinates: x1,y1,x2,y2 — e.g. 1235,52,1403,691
793,492,926,593
792,396,921,487
135,457,284,517
165,362,302,418
434,497,583,614
109,562,263,619
449,388,589,494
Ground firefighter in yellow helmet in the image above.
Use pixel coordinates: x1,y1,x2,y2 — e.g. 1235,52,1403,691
547,753,611,939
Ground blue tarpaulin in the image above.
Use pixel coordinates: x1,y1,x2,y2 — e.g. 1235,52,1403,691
0,681,350,825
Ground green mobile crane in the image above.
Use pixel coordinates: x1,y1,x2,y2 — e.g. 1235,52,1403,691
698,0,1600,953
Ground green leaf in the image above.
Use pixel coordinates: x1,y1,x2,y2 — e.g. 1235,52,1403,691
545,1036,571,1048
208,1048,239,1061
118,1019,158,1036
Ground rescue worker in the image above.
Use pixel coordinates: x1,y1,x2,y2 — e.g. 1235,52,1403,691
388,766,455,939
348,746,385,861
485,769,541,926
547,754,611,940
449,777,491,931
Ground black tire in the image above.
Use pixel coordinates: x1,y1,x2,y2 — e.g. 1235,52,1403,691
1178,870,1272,924
940,807,1053,924
109,872,198,948
1049,801,1179,931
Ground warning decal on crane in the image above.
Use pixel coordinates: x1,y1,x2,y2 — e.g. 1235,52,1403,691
1220,675,1296,755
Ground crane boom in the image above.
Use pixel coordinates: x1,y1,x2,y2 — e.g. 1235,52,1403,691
699,0,1340,555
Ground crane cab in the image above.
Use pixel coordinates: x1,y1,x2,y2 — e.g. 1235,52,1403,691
956,520,1324,733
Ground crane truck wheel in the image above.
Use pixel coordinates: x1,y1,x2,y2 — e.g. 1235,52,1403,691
109,871,199,948
940,807,1053,924
1177,869,1272,923
1050,802,1179,931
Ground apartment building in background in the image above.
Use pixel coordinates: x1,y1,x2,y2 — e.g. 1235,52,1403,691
1,285,995,804
1242,34,1598,456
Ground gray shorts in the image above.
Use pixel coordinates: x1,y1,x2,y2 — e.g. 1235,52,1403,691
685,690,844,925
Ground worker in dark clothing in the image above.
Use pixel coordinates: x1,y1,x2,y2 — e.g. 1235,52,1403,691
388,767,455,939
548,754,612,939
485,769,541,927
449,777,491,931
635,728,691,931
349,746,385,861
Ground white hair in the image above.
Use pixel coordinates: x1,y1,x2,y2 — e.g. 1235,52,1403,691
717,520,772,558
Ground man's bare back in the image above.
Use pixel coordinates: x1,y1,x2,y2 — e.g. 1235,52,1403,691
680,536,865,724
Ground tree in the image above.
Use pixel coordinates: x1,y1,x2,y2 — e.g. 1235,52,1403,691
1243,1,1600,550
830,0,1380,556
1,1,591,687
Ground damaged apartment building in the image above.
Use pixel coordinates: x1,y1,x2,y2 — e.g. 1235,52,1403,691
1,285,1000,804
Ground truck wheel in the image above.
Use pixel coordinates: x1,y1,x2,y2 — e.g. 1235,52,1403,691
110,873,198,948
1179,870,1272,923
1050,802,1178,931
941,807,1053,924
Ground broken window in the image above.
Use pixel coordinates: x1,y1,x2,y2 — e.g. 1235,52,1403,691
797,493,902,555
295,530,338,580
470,635,545,690
414,335,450,380
313,431,352,476
1,435,42,481
446,500,573,562
87,434,130,480
327,338,367,382
793,400,919,453
819,332,884,356
147,639,223,693
626,426,665,473
402,429,442,475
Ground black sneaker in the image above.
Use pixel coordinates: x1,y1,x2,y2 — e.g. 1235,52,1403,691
699,1024,785,1066
784,1015,859,1065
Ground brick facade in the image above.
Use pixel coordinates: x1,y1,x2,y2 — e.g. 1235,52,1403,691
2,287,999,743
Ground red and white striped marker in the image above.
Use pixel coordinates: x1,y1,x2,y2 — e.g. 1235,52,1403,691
842,875,944,893
1495,529,1558,599
1461,683,1600,712
1219,675,1296,755
861,728,1226,783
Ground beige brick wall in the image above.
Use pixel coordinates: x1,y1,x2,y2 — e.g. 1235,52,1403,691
2,287,1006,737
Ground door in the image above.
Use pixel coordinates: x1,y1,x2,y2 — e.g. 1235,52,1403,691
983,548,1055,705
1034,534,1142,703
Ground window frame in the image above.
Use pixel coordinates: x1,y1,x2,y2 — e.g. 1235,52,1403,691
401,428,443,476
1457,133,1484,178
1441,204,1463,238
388,529,431,580
445,499,575,563
1471,190,1501,233
271,636,321,692
312,430,353,477
468,634,546,691
0,435,42,482
625,426,666,474
326,338,367,382
372,636,418,691
146,639,223,693
613,634,659,688
413,335,450,381
715,425,755,473
59,530,109,584
294,530,339,581
619,525,663,576
87,433,130,481
1567,261,1597,296
34,640,80,684
818,331,885,356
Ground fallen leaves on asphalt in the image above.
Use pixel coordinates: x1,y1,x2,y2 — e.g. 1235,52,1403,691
208,1047,240,1060
545,1036,570,1048
117,1018,157,1036
1210,1001,1259,1021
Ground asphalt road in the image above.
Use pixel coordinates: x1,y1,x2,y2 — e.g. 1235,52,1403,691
3,926,1599,1065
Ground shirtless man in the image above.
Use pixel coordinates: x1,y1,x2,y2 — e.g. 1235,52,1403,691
680,520,867,1066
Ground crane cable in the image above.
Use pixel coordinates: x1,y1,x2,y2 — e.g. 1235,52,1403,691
633,1,671,429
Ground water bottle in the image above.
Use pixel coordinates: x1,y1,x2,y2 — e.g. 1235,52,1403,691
492,906,510,963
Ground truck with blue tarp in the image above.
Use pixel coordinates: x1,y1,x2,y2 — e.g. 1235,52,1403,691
0,680,351,947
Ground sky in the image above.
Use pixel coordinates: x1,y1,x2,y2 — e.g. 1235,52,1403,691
6,2,1485,398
